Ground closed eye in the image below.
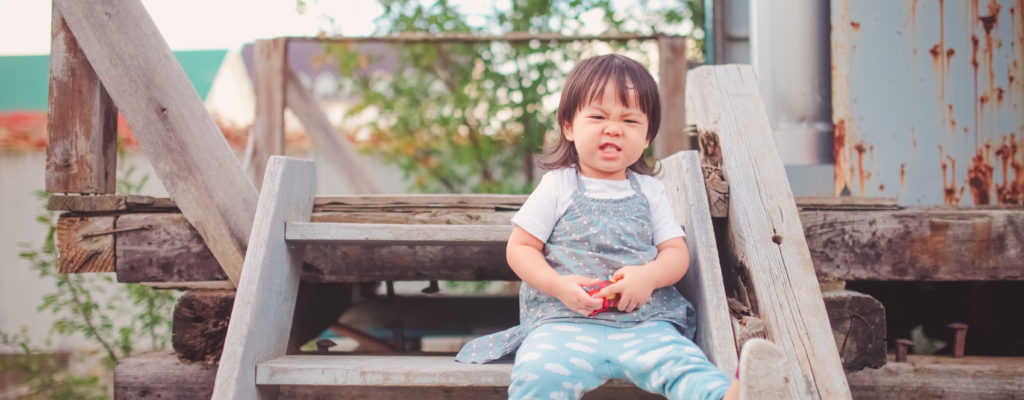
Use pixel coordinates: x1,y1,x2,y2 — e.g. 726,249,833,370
589,115,605,120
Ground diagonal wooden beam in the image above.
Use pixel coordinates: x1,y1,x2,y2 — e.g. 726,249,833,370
284,66,379,194
54,0,257,286
685,65,851,399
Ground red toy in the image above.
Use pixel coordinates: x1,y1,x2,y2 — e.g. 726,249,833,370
582,279,619,316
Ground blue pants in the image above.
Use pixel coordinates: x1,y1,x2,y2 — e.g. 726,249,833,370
509,321,730,400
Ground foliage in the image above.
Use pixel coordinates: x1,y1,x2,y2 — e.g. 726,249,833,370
320,0,703,193
1,154,176,399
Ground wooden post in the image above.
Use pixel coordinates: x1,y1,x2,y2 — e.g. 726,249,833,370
54,0,258,287
284,67,379,193
251,39,288,189
46,2,117,194
659,151,736,374
686,65,851,399
654,35,689,158
213,156,315,399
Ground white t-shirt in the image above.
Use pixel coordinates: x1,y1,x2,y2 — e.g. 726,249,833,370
512,168,685,245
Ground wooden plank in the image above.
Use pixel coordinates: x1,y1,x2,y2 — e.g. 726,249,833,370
116,351,660,400
56,215,115,273
654,35,690,158
251,39,287,189
845,355,1024,400
116,213,229,283
686,65,851,399
213,156,315,400
46,2,117,194
286,222,512,245
658,151,736,373
804,208,1024,281
284,66,379,194
46,194,170,212
54,0,258,287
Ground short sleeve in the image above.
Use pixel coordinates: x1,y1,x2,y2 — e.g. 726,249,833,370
510,171,565,243
642,177,686,245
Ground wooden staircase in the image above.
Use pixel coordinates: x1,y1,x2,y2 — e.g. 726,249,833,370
211,151,737,399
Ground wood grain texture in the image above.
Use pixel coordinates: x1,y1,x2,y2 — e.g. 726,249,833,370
658,151,736,374
804,208,1024,281
251,39,287,189
844,355,1024,400
53,0,258,286
822,290,886,371
56,215,115,273
284,66,379,194
213,156,315,400
116,213,228,283
286,222,512,245
654,36,690,158
46,3,116,194
686,65,851,399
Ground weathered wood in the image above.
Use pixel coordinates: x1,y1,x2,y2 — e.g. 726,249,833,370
285,66,379,194
46,3,117,194
796,196,899,211
56,215,115,273
54,0,258,287
697,130,729,218
804,208,1024,281
117,351,661,400
686,65,851,399
822,290,886,371
286,222,512,245
213,157,315,400
116,213,228,283
47,194,175,212
845,355,1024,400
654,36,689,158
172,284,350,363
251,39,288,189
658,151,736,373
173,290,235,364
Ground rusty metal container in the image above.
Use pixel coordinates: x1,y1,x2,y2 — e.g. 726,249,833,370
832,0,1023,205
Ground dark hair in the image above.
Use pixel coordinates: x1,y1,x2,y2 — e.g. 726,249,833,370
540,54,661,175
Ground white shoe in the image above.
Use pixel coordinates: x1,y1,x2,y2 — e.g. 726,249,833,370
738,338,790,400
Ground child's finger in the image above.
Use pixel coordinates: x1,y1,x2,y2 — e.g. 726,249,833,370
592,281,624,299
571,275,601,286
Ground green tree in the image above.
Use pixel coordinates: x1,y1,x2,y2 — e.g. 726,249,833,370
319,0,703,193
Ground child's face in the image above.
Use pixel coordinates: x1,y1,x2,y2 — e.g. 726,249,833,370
563,80,650,180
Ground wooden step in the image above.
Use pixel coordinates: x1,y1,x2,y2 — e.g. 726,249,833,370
255,355,638,389
286,222,512,246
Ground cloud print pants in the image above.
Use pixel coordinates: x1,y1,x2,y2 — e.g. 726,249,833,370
509,321,730,400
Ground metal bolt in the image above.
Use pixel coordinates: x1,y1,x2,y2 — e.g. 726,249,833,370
316,339,336,355
895,338,914,362
948,322,968,358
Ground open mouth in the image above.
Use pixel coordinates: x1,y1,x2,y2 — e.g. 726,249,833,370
599,143,622,153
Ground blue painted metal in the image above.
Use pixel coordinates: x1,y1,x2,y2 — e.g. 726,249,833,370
832,0,1023,205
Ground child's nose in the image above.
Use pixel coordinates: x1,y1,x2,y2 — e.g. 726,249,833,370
604,123,623,136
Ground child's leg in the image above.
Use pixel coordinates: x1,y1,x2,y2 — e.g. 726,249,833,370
509,322,608,400
607,321,731,400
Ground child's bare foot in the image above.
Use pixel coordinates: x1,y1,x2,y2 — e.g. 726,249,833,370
738,338,790,400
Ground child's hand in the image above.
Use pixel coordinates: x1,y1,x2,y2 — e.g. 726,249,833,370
552,275,605,316
593,266,657,312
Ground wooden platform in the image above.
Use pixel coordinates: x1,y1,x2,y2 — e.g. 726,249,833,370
117,352,1024,400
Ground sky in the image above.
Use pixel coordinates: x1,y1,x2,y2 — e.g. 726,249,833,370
0,0,388,55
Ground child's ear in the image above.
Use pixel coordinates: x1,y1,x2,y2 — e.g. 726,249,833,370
563,123,575,141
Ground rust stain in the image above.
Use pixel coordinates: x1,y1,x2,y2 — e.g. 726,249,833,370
940,145,964,205
949,103,957,129
855,141,868,195
900,163,907,191
997,86,1005,103
930,43,943,59
834,119,848,196
995,134,1024,204
879,184,886,192
851,21,861,30
968,145,994,205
